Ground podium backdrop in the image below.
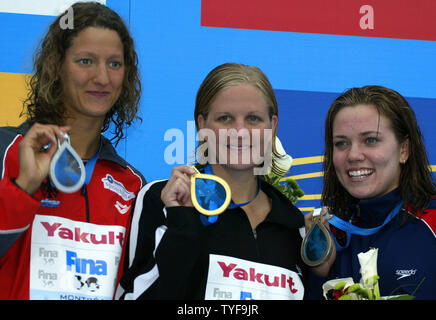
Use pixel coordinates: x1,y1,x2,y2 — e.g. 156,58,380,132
1,0,435,212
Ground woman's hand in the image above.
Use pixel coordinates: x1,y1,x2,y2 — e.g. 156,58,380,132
304,207,336,277
161,165,196,207
304,207,331,233
15,123,70,195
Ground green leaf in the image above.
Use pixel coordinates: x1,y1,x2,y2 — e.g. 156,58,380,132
261,174,304,204
347,283,362,293
357,288,371,299
334,282,347,291
386,295,415,300
364,275,380,286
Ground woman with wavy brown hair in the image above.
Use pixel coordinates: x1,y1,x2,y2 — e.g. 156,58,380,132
0,2,145,300
307,85,436,299
23,1,141,145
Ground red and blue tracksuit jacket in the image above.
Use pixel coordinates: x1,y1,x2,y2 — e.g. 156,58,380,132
0,122,145,299
307,188,436,300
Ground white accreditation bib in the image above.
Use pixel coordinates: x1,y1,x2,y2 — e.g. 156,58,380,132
29,215,125,300
204,254,304,300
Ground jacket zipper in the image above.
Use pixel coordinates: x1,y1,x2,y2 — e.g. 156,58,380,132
82,185,90,223
252,228,257,239
239,209,260,257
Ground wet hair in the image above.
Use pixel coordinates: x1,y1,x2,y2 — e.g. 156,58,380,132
323,85,435,219
194,62,283,174
22,1,141,145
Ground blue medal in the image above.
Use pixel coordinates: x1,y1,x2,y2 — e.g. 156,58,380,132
199,164,260,226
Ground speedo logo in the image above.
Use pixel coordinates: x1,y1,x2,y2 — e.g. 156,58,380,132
395,269,417,280
218,261,299,294
41,221,124,247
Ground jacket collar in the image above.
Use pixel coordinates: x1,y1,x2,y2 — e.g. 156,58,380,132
99,136,129,169
352,188,402,228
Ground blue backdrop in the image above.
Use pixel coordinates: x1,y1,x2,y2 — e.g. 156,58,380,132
0,0,434,212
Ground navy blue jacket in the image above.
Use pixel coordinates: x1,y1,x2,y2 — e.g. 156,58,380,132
307,189,436,300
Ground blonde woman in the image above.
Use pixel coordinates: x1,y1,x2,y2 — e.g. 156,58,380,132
119,63,312,300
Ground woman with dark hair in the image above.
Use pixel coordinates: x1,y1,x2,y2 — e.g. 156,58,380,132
0,2,144,299
308,85,436,299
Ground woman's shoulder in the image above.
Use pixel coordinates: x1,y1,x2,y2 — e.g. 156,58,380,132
0,122,29,147
260,178,305,229
99,136,147,184
136,180,172,211
137,179,168,201
419,198,436,237
143,179,168,192
0,123,29,171
260,178,299,208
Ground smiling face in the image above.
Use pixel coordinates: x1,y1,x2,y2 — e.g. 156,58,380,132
332,104,409,200
60,27,125,125
197,83,277,171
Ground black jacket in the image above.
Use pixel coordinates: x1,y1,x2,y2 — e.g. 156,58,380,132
118,178,306,300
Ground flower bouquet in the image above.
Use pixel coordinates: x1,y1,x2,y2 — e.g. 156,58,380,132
262,137,304,204
323,248,418,300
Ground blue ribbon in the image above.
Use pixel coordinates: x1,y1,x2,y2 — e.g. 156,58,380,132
200,164,261,226
329,201,403,251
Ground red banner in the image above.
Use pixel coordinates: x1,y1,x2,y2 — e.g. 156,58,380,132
201,0,436,41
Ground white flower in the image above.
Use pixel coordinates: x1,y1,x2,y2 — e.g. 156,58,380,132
270,137,293,177
358,248,379,286
322,247,414,300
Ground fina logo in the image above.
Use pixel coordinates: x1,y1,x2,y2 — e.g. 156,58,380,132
66,250,107,276
101,174,135,201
